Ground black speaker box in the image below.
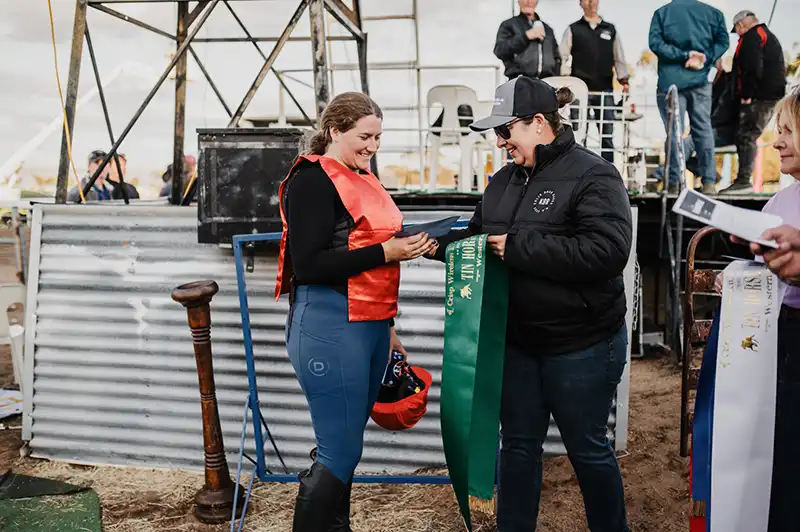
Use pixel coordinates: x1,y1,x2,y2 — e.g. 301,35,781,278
196,127,305,244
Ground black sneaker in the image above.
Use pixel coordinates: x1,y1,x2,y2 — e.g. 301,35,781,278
718,180,753,194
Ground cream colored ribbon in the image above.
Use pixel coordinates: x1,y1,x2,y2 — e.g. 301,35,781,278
711,260,787,532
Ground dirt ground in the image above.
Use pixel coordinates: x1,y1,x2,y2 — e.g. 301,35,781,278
0,225,690,531
1,354,689,531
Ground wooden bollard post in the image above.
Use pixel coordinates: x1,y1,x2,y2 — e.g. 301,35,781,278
172,280,244,524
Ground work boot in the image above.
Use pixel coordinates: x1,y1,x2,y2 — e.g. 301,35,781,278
292,462,349,532
700,183,716,195
328,478,353,531
667,183,680,195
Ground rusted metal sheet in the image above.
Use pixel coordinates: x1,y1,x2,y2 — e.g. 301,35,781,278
687,366,701,389
681,226,720,457
692,269,723,294
690,320,713,345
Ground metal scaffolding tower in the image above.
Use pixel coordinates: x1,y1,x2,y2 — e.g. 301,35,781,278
55,0,369,204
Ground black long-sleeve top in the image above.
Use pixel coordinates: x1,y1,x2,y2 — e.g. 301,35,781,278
283,161,387,296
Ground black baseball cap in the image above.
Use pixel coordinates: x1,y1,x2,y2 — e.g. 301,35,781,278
470,76,559,132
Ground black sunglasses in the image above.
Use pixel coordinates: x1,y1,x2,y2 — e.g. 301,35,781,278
493,115,534,140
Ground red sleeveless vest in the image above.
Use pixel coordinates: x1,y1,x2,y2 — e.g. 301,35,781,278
275,155,403,322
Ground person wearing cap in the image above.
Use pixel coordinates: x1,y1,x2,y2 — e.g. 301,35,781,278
559,0,629,163
428,76,632,532
494,0,561,81
67,150,114,202
719,10,786,194
159,156,195,202
648,0,729,195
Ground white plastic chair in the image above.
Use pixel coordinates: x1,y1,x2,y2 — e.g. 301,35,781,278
426,85,481,193
0,284,26,393
541,76,589,145
471,100,503,192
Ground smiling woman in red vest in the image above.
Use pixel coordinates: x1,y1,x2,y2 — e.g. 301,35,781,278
274,92,435,531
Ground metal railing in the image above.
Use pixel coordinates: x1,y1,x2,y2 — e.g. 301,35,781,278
272,62,505,184
266,69,782,195
266,70,682,193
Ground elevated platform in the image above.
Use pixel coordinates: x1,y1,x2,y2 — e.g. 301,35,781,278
389,189,773,268
389,189,773,211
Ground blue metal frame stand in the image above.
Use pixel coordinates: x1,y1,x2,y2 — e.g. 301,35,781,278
229,232,452,531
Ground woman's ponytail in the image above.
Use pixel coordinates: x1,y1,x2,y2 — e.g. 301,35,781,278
307,129,330,155
538,86,576,134
555,87,575,109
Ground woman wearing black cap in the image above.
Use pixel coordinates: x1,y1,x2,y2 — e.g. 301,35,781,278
429,75,632,532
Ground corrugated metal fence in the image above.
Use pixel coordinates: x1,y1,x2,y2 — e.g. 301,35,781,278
22,204,635,474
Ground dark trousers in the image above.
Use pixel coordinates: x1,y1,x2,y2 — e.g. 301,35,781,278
497,325,629,532
588,93,616,163
570,93,616,163
735,100,778,184
286,285,390,483
768,306,800,532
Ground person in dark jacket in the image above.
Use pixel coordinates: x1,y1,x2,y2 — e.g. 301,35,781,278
649,0,729,194
428,76,632,532
719,11,786,194
106,153,140,201
494,0,561,80
67,150,113,202
560,0,630,163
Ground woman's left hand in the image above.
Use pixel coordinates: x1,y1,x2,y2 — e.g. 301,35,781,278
487,234,508,259
389,327,407,360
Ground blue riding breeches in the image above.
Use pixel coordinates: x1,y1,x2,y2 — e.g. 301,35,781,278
286,285,391,483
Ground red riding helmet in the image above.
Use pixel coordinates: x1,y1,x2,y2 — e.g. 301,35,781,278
370,352,432,431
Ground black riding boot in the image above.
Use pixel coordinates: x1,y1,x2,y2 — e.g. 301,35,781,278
328,478,352,531
292,462,349,532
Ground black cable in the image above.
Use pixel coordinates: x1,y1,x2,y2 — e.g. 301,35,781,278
261,415,290,473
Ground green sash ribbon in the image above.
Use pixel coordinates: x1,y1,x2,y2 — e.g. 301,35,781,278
441,234,509,531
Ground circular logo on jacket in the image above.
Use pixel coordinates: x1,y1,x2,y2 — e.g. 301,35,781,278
533,190,556,213
308,358,329,377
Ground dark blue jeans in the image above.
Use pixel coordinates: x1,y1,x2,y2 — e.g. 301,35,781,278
657,83,715,185
286,285,390,483
497,325,629,532
768,307,800,532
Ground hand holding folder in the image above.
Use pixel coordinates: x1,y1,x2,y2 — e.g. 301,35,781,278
395,215,461,238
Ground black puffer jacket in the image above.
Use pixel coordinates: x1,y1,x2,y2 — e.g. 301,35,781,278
494,13,561,80
434,128,632,355
733,23,786,102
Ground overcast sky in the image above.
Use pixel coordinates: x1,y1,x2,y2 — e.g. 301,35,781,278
1,0,797,189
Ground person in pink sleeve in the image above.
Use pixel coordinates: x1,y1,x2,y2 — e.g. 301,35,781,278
716,89,800,532
751,91,800,296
